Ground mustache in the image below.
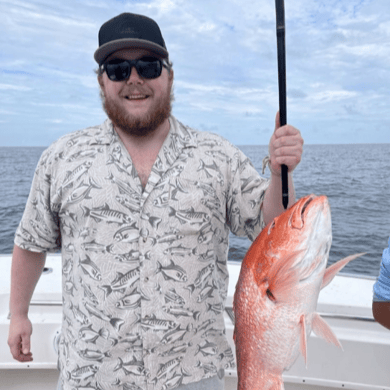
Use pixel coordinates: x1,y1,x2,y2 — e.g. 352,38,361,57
120,87,151,96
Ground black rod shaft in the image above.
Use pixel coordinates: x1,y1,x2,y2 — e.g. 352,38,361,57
275,0,289,209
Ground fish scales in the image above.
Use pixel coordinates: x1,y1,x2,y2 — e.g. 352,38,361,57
233,194,365,390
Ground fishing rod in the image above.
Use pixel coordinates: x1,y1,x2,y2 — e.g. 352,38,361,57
275,0,289,209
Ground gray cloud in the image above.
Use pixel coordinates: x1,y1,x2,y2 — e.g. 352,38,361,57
1,0,389,146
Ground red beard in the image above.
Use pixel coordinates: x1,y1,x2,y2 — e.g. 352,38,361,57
101,87,173,137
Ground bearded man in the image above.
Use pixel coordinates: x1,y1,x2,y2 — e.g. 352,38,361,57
8,12,304,390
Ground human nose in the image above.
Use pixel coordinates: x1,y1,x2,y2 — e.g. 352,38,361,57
126,66,144,85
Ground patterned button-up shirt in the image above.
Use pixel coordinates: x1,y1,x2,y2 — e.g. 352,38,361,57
15,116,269,390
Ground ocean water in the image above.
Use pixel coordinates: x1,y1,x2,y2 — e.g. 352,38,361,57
0,144,389,278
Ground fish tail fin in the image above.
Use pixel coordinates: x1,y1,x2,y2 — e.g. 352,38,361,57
151,377,158,385
168,207,176,217
299,314,308,368
89,177,102,189
321,253,366,290
99,328,109,340
110,337,118,346
105,172,114,182
114,357,123,372
266,250,303,301
312,312,343,351
100,285,112,298
150,217,161,229
107,244,115,254
107,155,115,165
111,318,125,331
81,205,91,217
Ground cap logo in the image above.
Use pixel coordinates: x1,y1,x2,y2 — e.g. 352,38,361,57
122,27,136,35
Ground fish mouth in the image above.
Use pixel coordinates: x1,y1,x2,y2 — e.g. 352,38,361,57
290,194,316,229
300,195,316,221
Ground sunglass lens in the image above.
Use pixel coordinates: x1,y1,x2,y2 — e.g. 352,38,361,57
106,61,130,81
137,58,162,79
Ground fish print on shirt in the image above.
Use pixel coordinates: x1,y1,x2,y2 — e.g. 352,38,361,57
15,116,269,390
67,178,102,205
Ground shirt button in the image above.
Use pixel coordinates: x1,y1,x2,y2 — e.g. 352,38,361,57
140,228,149,239
144,277,149,282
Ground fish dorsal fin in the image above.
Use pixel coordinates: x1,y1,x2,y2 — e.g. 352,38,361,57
299,314,308,368
312,312,343,350
266,250,303,301
321,253,366,290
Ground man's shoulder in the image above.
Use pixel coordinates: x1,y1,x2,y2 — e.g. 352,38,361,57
53,121,110,148
172,116,239,151
44,120,110,153
38,120,112,168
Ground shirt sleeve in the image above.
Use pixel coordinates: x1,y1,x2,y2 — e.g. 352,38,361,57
14,145,61,253
225,144,270,241
373,237,390,302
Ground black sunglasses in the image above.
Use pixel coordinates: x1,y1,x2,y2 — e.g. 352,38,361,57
102,56,167,81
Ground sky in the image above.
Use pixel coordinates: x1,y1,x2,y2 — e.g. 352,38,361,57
1,0,389,146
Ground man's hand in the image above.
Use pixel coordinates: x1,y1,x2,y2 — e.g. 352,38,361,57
373,301,390,331
268,111,304,176
8,314,33,362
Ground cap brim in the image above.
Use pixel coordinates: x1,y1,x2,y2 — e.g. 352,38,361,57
94,39,169,64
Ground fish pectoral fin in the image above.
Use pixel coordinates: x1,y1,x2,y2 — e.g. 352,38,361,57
299,314,308,368
312,312,343,351
321,253,366,290
265,250,303,302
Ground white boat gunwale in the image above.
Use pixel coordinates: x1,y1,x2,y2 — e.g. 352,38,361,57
1,254,389,390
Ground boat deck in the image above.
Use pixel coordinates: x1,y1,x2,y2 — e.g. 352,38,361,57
1,255,389,390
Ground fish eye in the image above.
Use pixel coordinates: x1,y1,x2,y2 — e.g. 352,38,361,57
266,289,276,301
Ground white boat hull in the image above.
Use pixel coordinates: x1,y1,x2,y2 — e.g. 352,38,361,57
1,255,389,390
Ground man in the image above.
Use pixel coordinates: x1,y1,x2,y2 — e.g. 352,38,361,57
372,237,390,330
8,12,303,390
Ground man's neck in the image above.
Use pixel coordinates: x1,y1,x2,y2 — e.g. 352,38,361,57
114,117,170,151
113,118,171,188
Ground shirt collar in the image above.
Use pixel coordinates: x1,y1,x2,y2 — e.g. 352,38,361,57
90,119,117,145
90,116,198,149
168,116,198,150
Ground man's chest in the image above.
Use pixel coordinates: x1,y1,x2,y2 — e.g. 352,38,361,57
131,154,158,188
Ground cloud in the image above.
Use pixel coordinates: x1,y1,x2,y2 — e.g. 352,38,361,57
1,0,389,146
0,84,32,91
0,109,18,115
47,119,64,124
288,89,308,99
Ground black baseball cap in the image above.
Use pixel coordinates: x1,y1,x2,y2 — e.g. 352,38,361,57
94,13,169,65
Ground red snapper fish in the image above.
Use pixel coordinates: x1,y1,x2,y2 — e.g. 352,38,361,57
233,194,364,390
